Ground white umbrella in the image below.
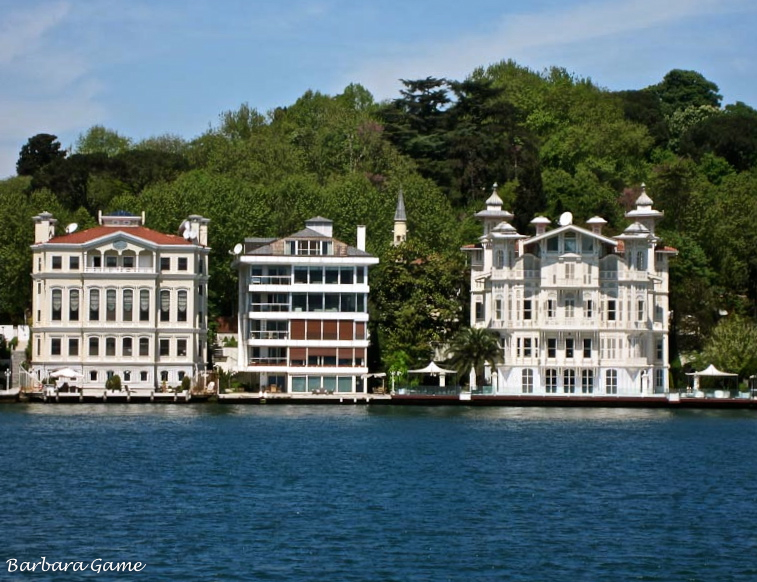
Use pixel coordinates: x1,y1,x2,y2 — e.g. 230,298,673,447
408,361,457,387
51,367,84,379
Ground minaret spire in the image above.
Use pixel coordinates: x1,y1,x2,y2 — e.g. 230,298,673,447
393,188,408,246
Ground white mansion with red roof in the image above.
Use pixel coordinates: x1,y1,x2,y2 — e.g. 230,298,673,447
30,211,210,390
463,185,677,397
232,217,378,395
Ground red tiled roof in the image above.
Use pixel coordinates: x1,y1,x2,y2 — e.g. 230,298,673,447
656,246,678,253
46,226,194,246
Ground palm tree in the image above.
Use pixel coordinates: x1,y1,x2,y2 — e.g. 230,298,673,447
446,327,502,388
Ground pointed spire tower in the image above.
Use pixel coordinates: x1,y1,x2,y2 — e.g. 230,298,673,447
393,188,408,246
474,183,514,235
625,183,663,235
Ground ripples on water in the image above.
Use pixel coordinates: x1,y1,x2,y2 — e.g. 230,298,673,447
1,403,757,581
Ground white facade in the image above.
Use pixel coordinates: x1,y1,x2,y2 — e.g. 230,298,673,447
30,211,210,389
464,185,677,397
234,218,378,394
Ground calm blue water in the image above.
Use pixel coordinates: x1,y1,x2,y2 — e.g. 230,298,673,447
1,403,757,581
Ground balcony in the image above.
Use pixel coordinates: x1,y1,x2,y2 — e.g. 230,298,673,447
250,275,291,285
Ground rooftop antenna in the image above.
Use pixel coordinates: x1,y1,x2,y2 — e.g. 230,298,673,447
558,211,573,226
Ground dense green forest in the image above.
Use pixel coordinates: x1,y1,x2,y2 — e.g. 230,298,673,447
2,61,757,383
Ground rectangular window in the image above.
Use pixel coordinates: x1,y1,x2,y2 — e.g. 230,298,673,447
523,299,532,320
583,338,592,358
160,339,170,357
563,234,576,253
68,338,79,357
637,300,645,322
547,299,555,318
90,371,98,382
105,337,116,356
177,339,187,357
294,267,308,284
547,338,557,359
656,340,664,361
565,263,575,280
523,338,532,357
69,256,79,270
607,300,616,321
52,256,62,269
89,337,99,356
566,338,574,359
565,296,575,318
325,268,339,284
178,257,188,271
475,302,484,321
547,237,558,252
51,338,61,356
123,337,132,357
495,299,503,320
139,337,149,356
106,255,117,268
585,300,593,318
123,256,134,269
655,368,664,391
140,371,148,382
340,267,353,284
160,257,170,271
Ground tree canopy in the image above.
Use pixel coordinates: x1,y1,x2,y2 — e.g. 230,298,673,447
3,63,757,375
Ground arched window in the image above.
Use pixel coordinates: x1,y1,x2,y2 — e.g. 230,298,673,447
160,290,170,322
89,289,100,321
106,289,116,321
139,290,150,321
495,249,505,269
51,289,62,321
123,289,133,321
69,289,80,321
521,369,534,394
177,290,188,322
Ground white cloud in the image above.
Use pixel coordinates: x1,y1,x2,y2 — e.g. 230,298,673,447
0,1,71,65
346,0,755,101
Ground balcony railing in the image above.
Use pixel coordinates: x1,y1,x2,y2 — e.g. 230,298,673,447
250,275,291,285
249,331,289,340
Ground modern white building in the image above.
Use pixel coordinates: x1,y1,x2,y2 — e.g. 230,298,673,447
463,185,677,397
30,211,210,389
233,217,378,395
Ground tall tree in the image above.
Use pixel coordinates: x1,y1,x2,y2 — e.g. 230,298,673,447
74,125,132,156
446,327,502,387
17,134,66,176
652,69,722,116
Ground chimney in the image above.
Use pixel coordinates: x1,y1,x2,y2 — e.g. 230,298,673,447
33,212,57,244
587,217,607,236
356,225,366,251
531,216,550,237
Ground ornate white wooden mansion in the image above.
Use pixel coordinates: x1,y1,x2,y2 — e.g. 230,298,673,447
463,185,677,397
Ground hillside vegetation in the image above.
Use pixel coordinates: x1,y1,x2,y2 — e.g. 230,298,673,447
3,61,757,381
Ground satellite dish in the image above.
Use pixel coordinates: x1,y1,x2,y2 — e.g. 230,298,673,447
65,223,78,234
558,211,573,226
187,228,199,241
183,230,192,240
233,243,243,255
179,220,189,233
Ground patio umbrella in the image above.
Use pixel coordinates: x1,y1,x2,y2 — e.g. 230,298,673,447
50,367,84,379
408,362,456,386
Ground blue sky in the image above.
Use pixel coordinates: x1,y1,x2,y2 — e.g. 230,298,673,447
2,0,756,178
